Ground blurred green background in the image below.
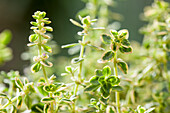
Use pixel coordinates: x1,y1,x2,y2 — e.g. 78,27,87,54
0,0,168,73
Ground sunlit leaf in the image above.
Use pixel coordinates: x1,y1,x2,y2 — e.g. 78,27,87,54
100,34,112,44
102,50,115,61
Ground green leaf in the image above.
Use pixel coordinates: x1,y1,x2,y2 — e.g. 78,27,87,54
43,84,58,93
82,16,90,25
61,43,79,48
100,34,112,44
89,76,99,85
100,83,111,99
31,62,41,73
61,99,72,104
99,97,108,105
71,57,84,64
10,105,17,113
30,21,38,26
41,97,55,103
0,30,12,45
144,108,155,113
44,26,53,32
106,75,117,86
87,44,105,51
118,29,129,39
84,85,99,92
95,69,103,76
44,104,50,113
23,77,29,85
90,98,97,105
111,41,119,51
102,50,115,61
121,39,131,47
29,34,38,42
17,96,23,109
65,66,72,73
112,86,123,92
98,76,105,85
40,60,53,67
108,107,115,113
110,30,118,39
49,74,56,81
117,58,128,74
0,93,8,99
137,105,146,113
15,77,23,90
119,46,133,54
27,43,36,47
31,103,44,113
42,34,51,39
0,109,7,113
24,95,32,109
70,19,83,28
24,83,36,93
42,45,52,53
102,66,111,77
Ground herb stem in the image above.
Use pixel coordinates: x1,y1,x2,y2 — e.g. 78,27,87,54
114,52,121,113
2,93,25,109
72,36,86,113
50,92,54,112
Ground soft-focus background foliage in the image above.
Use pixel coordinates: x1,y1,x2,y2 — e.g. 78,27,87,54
0,0,169,73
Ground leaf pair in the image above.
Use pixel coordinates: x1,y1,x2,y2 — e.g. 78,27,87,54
31,60,53,73
85,66,122,99
100,29,133,56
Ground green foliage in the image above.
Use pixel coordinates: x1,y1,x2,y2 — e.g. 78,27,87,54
28,11,53,73
0,1,169,112
0,30,12,65
85,66,121,99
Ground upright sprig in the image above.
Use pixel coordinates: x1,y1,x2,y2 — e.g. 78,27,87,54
100,29,132,113
28,11,53,83
27,11,54,112
62,16,103,112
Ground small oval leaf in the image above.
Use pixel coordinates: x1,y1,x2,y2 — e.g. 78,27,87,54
119,46,133,54
31,62,41,73
100,34,112,44
24,95,32,109
10,105,17,113
89,76,99,85
61,43,79,48
40,60,53,67
31,103,44,113
121,39,131,47
42,45,52,53
43,84,57,93
118,29,129,39
84,85,99,92
117,58,128,74
112,86,123,92
95,69,103,76
102,50,115,61
70,19,82,28
44,104,50,113
41,97,55,103
29,34,38,42
17,96,23,109
71,57,84,64
15,77,23,90
0,93,8,99
102,66,111,77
